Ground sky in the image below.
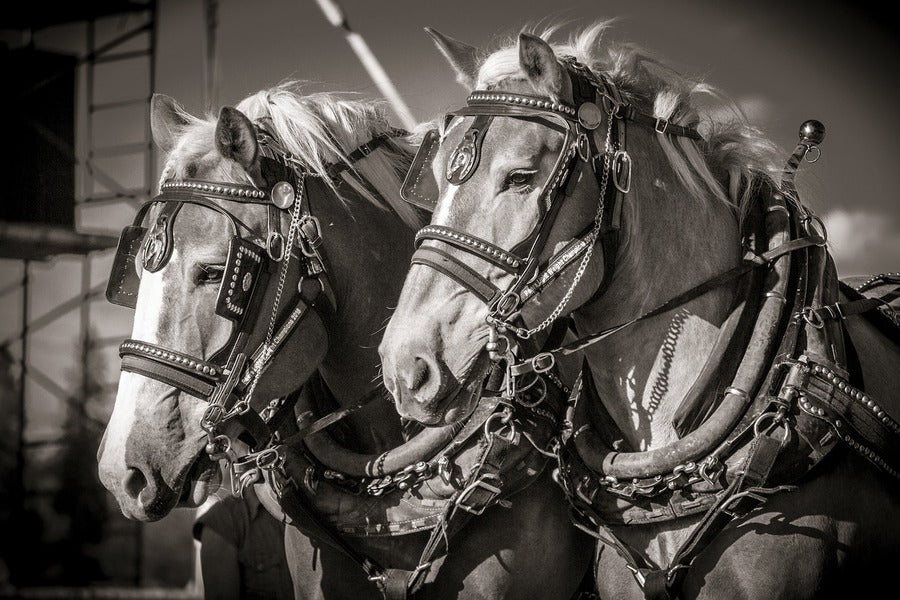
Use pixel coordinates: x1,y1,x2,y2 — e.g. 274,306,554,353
155,0,898,275
2,0,898,438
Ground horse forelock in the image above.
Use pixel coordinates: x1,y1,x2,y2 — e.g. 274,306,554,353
474,20,786,225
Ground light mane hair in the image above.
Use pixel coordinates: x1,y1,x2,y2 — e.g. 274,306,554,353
162,81,421,228
474,21,785,223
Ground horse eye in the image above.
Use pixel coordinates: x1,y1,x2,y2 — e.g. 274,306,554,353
505,170,536,189
196,264,224,285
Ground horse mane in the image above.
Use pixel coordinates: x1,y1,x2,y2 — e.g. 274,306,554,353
475,21,786,223
161,81,421,228
237,81,422,227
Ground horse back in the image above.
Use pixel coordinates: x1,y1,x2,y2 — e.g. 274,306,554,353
839,278,900,418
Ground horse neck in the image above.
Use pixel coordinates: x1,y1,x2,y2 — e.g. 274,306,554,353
312,180,417,449
576,127,743,451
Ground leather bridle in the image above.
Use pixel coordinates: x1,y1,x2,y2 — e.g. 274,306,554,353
107,126,401,458
403,58,703,373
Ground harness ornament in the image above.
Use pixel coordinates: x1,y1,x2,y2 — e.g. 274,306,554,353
141,214,170,272
446,129,480,184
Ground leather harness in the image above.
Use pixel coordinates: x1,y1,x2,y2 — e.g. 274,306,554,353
107,122,573,599
399,58,900,599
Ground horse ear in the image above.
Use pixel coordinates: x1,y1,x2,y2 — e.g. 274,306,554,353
518,33,565,96
425,27,479,90
215,106,260,176
150,94,190,153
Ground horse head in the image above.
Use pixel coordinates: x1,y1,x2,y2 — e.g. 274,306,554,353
99,85,419,521
381,31,617,425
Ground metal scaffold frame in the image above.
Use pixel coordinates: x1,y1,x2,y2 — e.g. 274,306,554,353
0,0,161,588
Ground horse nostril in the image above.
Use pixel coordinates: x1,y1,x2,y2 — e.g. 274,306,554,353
409,356,431,392
123,467,148,500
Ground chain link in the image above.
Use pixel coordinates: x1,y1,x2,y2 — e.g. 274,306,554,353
243,178,306,407
517,106,616,338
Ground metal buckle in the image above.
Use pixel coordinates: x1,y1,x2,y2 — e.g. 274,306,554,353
654,118,669,135
491,291,520,318
801,306,825,329
266,231,285,262
612,149,632,194
456,475,503,514
531,352,556,374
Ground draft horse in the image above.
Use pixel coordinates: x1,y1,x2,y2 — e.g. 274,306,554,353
380,24,900,599
97,82,589,599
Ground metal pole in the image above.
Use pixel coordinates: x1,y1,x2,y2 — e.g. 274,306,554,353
313,0,417,131
203,0,219,111
15,261,29,517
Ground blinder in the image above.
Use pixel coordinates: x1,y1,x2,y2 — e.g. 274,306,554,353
105,186,269,325
106,225,146,309
401,128,441,210
216,236,266,321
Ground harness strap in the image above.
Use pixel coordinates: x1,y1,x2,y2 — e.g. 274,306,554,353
412,246,501,305
618,105,703,140
513,234,826,376
274,478,390,587
326,128,409,179
416,225,525,272
805,290,899,323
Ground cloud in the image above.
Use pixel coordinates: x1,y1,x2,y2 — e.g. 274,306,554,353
822,208,900,277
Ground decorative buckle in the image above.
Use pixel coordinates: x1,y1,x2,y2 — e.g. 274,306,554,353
654,118,669,135
456,474,503,514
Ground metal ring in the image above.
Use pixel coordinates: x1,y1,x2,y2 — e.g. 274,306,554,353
613,150,632,194
802,306,825,329
517,375,547,408
752,411,791,445
267,231,285,262
803,145,821,163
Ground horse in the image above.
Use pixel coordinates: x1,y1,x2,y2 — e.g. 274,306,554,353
96,81,590,599
379,23,900,599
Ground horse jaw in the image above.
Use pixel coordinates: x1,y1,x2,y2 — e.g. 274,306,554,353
98,371,216,521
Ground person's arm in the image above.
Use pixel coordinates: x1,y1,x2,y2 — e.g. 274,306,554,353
199,527,241,600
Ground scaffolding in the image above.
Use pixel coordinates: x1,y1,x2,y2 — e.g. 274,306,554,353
0,0,198,590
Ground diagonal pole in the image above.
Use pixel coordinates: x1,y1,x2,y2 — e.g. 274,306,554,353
313,0,418,131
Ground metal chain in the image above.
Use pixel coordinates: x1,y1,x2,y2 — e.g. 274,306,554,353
241,177,306,410
518,106,616,338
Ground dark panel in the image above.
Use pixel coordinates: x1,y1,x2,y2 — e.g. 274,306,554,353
0,46,76,228
0,1,151,30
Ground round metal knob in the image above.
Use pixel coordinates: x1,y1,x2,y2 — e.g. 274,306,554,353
799,120,825,145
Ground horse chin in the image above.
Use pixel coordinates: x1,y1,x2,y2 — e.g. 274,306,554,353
177,452,222,509
404,354,492,426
